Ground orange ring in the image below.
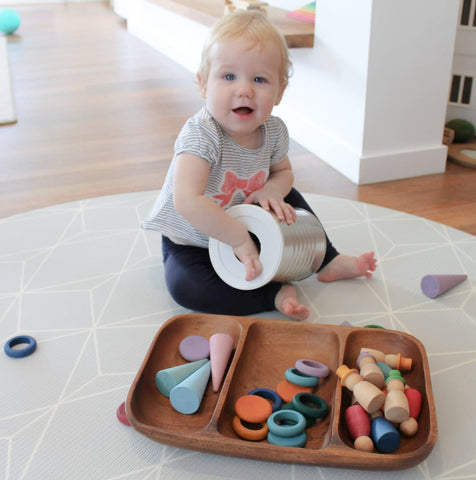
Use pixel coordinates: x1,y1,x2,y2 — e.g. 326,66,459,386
232,415,268,441
235,395,272,423
276,379,312,403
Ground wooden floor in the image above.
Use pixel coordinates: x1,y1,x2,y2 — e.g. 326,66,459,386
2,2,476,235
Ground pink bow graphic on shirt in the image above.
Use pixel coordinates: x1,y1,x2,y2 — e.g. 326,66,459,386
213,170,266,207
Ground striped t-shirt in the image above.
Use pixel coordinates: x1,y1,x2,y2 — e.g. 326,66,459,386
143,107,289,248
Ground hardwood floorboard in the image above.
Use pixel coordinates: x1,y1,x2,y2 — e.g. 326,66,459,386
1,2,475,236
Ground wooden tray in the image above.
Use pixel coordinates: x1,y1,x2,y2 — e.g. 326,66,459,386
126,314,437,470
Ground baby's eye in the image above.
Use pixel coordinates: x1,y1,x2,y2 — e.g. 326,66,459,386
254,77,266,84
224,73,235,81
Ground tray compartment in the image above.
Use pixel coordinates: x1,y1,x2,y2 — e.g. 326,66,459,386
337,328,437,458
128,314,243,433
217,320,341,450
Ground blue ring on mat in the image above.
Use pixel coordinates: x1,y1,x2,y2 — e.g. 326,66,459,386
248,387,282,412
292,392,328,419
284,367,319,387
4,335,37,358
267,410,306,438
267,430,307,448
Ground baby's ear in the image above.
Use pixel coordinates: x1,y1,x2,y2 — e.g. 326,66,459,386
197,73,207,99
274,82,288,106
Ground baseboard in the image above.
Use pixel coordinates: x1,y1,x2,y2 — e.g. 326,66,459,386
280,106,447,184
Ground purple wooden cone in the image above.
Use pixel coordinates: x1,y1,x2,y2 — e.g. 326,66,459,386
421,274,467,298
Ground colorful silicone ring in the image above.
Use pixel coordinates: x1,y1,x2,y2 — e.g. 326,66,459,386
232,416,268,441
295,359,329,378
235,394,272,423
292,392,329,419
248,388,282,412
284,368,319,387
267,431,307,448
267,410,306,438
4,335,37,358
116,402,131,426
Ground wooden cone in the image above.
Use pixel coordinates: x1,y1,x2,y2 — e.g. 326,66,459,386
155,358,208,397
209,333,235,392
169,360,211,414
421,274,467,298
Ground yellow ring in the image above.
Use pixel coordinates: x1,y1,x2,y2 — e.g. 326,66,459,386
232,415,268,441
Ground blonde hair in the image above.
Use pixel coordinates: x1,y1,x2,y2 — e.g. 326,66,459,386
198,11,292,88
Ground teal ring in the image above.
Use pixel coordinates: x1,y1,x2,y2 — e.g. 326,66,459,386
267,431,307,448
284,368,319,387
281,403,316,427
267,410,306,438
292,392,329,419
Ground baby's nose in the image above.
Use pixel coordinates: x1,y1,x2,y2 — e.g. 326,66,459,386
237,81,255,98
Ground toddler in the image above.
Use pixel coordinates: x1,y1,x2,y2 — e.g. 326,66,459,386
143,11,376,320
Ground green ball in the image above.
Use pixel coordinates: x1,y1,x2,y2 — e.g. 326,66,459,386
0,8,21,35
445,118,476,143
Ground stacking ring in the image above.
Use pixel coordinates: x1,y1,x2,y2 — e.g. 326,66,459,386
292,392,329,419
116,402,131,426
267,410,306,438
281,402,316,427
284,368,319,387
267,431,307,448
232,416,268,441
248,388,282,412
4,335,37,358
295,359,329,378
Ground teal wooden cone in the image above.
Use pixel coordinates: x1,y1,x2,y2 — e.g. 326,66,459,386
155,358,208,397
169,360,211,414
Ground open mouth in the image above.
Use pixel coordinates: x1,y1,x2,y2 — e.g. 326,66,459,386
233,107,254,115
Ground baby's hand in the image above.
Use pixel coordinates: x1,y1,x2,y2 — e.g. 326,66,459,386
243,188,296,225
232,235,263,281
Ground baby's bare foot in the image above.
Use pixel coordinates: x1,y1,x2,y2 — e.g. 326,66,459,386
317,252,377,283
275,284,309,321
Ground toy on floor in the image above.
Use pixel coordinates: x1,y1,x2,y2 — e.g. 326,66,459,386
4,335,37,358
116,402,131,426
0,9,21,35
421,274,468,298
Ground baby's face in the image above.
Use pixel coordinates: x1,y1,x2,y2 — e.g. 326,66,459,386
199,37,286,148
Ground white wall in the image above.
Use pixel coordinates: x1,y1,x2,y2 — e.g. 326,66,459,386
276,0,460,183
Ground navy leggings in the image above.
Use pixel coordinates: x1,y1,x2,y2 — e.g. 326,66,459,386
161,188,339,316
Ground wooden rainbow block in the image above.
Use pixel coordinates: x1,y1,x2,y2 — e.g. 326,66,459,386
286,2,316,24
